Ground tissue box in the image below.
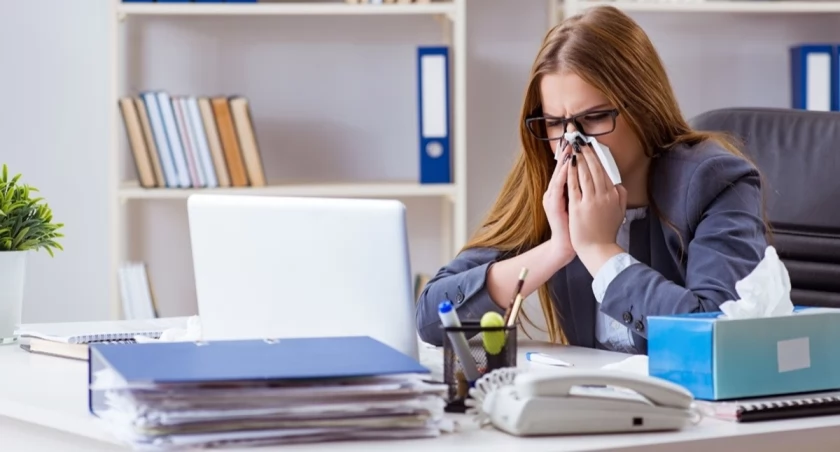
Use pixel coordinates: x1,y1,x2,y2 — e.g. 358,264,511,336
648,307,840,400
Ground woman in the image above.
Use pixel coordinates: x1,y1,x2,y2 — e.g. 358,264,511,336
415,6,768,354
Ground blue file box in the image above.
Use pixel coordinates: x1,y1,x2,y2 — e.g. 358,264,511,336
648,307,840,400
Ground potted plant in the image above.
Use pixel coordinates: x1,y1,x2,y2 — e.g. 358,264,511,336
0,164,63,344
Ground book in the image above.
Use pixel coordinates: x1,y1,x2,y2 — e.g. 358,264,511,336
698,390,840,422
16,317,189,345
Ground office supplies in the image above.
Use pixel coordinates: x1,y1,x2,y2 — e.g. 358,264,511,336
468,368,699,436
526,351,574,367
564,131,622,185
187,194,419,360
790,44,837,111
480,312,505,355
16,317,188,344
21,337,134,361
506,293,525,328
417,46,451,184
502,267,528,324
88,336,450,449
438,301,481,382
697,390,840,423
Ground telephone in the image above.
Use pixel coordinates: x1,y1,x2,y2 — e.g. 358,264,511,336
479,368,700,436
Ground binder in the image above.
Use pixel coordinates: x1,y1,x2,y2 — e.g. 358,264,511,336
790,44,838,111
417,46,452,184
88,336,429,415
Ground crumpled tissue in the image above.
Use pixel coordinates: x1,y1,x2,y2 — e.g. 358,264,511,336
560,131,622,186
718,246,794,319
133,315,202,343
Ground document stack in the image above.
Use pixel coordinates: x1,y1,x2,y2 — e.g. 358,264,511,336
88,336,451,450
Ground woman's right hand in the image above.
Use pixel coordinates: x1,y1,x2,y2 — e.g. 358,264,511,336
542,143,575,268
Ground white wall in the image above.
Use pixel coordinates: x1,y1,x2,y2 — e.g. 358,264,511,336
0,1,112,323
3,1,837,328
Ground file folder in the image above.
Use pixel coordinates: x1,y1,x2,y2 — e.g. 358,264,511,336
417,46,452,184
88,336,430,415
790,44,838,111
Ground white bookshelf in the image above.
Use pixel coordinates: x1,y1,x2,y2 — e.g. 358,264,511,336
108,0,467,320
556,0,840,19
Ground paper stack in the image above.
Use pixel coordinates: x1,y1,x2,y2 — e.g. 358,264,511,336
88,336,451,450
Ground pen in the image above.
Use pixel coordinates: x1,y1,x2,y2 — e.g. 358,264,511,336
503,267,528,326
525,352,574,367
438,300,481,383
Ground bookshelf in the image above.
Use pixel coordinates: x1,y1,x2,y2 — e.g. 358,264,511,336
555,0,840,19
109,0,467,320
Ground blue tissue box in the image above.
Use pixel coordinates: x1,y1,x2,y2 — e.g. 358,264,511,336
648,306,840,400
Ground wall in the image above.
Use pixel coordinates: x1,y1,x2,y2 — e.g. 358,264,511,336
0,1,112,323
3,1,838,329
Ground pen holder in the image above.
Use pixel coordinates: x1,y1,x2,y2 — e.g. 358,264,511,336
441,321,517,413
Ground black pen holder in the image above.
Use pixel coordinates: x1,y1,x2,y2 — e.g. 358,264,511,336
441,322,517,413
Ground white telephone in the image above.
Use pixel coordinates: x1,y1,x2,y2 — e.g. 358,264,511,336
474,368,700,436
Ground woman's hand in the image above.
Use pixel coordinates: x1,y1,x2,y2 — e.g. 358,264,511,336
567,141,627,275
542,144,576,269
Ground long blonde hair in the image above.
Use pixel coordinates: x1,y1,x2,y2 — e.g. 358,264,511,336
463,6,754,343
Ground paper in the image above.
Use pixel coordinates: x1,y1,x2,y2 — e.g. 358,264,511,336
133,315,201,343
718,246,794,319
562,131,622,185
600,355,649,376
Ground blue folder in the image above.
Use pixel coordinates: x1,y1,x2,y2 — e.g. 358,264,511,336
89,336,428,386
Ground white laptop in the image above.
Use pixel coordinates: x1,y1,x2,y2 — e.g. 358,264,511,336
186,194,419,360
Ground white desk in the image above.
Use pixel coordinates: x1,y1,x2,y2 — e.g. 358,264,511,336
2,341,840,452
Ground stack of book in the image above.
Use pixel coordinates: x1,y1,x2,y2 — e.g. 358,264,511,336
88,336,451,449
119,91,266,190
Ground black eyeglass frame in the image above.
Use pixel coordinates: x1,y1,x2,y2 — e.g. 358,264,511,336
524,108,621,141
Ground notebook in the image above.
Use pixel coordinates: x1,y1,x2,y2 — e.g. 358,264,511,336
698,390,840,422
16,317,188,344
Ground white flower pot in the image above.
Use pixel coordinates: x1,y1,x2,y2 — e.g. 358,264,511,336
0,251,26,344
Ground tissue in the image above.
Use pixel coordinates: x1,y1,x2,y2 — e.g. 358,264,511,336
718,246,794,319
561,131,622,186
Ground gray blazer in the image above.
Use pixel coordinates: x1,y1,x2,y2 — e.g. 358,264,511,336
415,140,768,354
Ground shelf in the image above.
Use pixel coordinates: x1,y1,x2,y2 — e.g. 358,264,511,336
117,1,456,17
572,1,840,13
118,181,457,200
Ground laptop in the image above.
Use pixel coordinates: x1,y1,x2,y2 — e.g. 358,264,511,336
186,194,419,360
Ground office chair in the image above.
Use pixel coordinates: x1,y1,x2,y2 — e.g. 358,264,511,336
689,107,840,308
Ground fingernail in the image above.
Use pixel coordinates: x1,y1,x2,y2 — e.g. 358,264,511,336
571,155,577,167
562,154,571,164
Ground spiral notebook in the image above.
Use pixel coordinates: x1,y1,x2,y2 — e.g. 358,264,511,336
699,390,840,422
16,317,188,344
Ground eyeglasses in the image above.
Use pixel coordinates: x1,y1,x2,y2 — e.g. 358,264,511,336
525,108,620,141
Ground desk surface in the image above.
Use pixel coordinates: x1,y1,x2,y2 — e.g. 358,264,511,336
2,341,840,452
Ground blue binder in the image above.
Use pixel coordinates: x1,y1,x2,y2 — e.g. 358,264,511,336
416,46,452,184
89,336,427,385
790,44,838,111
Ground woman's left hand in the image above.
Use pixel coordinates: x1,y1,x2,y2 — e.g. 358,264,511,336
567,141,627,275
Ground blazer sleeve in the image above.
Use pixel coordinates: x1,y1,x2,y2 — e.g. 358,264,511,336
598,153,767,338
415,247,506,346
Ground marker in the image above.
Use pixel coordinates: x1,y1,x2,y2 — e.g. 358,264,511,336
438,300,481,382
526,352,574,367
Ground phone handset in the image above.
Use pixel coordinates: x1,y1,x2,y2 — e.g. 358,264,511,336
515,368,694,409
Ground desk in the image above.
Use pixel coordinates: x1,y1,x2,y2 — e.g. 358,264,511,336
1,341,840,452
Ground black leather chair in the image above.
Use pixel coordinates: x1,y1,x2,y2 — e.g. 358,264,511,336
689,107,840,308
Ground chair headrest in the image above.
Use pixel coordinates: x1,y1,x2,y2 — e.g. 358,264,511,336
689,107,840,233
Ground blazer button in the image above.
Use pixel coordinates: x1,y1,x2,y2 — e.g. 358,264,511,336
634,321,644,332
622,312,633,324
456,293,465,303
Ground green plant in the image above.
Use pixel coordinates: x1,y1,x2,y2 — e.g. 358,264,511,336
0,164,64,256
